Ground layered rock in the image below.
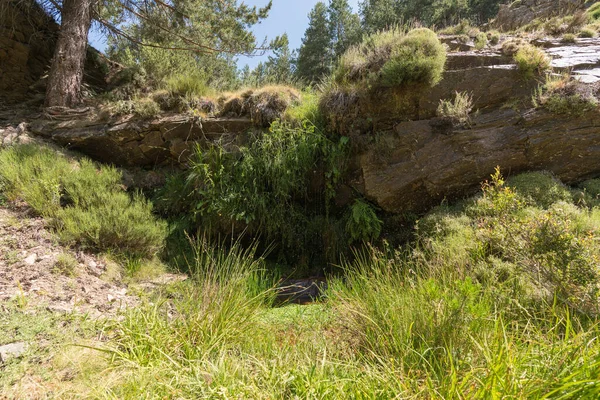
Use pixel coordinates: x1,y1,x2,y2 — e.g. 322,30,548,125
29,114,254,167
493,0,587,31
352,108,600,213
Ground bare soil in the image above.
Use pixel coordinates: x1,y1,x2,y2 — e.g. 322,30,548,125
0,202,140,318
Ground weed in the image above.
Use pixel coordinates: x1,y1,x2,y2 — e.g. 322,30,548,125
579,26,597,37
53,253,78,276
561,33,577,43
437,91,474,126
533,73,599,115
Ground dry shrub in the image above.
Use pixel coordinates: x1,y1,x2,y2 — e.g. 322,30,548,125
502,38,524,56
218,86,300,127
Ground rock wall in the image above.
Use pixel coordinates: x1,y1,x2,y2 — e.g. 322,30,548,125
494,0,587,31
0,0,58,102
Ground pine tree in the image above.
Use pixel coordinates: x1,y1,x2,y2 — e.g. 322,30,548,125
295,2,332,84
328,0,362,61
265,34,294,84
37,0,272,107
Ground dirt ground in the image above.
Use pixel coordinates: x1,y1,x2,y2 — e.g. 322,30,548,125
0,202,152,319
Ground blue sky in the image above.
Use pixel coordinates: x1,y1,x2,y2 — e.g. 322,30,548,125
89,0,360,70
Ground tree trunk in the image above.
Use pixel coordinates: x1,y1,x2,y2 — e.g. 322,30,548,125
45,0,93,108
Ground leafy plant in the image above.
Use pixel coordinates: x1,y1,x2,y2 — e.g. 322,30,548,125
345,199,382,243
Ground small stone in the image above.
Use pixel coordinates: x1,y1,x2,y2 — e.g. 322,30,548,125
47,304,73,314
88,260,97,269
107,294,115,302
24,253,37,265
0,342,28,363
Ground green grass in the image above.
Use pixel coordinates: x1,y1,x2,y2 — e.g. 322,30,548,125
4,167,600,397
0,145,166,259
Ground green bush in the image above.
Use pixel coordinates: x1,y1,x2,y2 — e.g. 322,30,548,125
379,28,447,88
507,171,572,208
588,2,600,21
474,32,488,50
561,33,577,43
514,45,551,78
335,27,446,89
579,26,596,37
487,30,500,45
0,145,166,259
164,72,213,98
533,74,599,115
345,199,382,243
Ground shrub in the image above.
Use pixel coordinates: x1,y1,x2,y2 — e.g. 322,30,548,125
533,74,599,115
284,90,324,130
378,28,447,88
506,171,572,208
345,199,382,243
474,32,488,50
132,98,161,119
561,33,577,43
164,72,213,98
588,2,600,21
334,27,446,89
0,145,166,259
219,86,301,127
579,27,596,37
501,39,523,56
53,253,78,276
436,91,474,126
513,45,551,78
487,30,500,45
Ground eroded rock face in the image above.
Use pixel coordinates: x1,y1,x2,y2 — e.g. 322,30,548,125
494,0,586,31
352,108,600,214
29,115,253,167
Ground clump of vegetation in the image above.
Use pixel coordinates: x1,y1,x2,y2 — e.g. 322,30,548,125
52,253,78,276
474,32,488,49
533,73,599,115
561,33,577,43
155,120,349,267
579,26,597,37
588,2,600,21
513,44,551,78
334,27,446,89
0,145,166,259
486,30,500,45
501,38,524,56
506,171,572,208
346,199,382,243
283,90,325,129
438,20,480,37
219,86,301,127
436,91,474,126
105,97,161,119
164,72,213,98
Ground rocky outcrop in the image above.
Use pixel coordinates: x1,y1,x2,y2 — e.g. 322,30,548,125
28,114,254,167
494,0,587,31
352,108,600,213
